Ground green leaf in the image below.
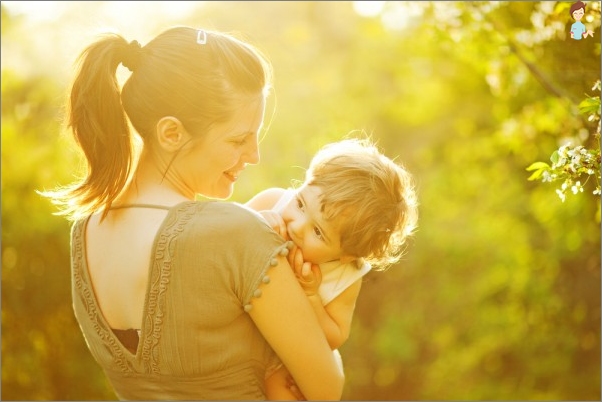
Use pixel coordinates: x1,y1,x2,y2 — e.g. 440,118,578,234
526,162,549,181
579,96,601,115
527,169,544,181
550,151,559,165
526,161,550,171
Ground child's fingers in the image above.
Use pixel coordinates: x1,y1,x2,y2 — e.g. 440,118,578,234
301,263,322,286
286,245,295,267
278,221,288,240
271,215,288,240
301,262,312,277
288,246,304,276
311,263,322,284
294,249,305,275
286,243,298,268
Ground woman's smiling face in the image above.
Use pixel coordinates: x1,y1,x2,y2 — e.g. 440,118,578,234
175,97,266,199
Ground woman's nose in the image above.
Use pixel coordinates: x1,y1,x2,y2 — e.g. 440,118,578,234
244,138,260,165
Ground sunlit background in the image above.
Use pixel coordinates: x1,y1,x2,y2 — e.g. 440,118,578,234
2,1,600,400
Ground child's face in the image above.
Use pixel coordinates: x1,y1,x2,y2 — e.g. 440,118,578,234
573,7,584,21
280,184,350,265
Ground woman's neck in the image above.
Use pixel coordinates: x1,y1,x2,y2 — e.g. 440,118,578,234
117,152,194,206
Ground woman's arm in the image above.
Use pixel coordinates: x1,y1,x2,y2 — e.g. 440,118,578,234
265,365,302,401
248,255,345,400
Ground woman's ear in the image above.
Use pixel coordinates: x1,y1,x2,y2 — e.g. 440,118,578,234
155,116,190,152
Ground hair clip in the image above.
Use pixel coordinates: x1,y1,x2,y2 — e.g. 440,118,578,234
196,30,207,45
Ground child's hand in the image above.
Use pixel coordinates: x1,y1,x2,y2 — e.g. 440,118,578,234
258,210,288,240
288,244,322,297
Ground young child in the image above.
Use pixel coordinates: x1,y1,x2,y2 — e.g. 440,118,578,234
245,137,419,400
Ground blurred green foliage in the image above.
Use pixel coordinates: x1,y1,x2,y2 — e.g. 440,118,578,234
527,88,600,206
2,1,600,400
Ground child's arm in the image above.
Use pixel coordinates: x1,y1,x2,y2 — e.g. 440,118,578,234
289,247,362,350
246,188,289,237
245,187,286,211
308,278,362,350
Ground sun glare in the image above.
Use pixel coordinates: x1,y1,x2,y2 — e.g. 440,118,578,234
353,1,386,17
2,1,71,22
1,1,208,81
2,1,204,24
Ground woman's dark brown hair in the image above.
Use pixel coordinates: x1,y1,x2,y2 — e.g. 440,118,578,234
42,27,272,221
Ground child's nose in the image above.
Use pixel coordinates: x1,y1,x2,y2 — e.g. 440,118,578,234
286,214,307,239
280,198,299,222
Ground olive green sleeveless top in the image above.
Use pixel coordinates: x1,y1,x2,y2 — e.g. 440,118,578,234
71,201,289,400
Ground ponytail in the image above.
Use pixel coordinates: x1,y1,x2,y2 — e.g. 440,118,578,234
43,34,134,221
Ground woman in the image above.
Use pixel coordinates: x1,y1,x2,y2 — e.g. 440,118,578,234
42,26,344,400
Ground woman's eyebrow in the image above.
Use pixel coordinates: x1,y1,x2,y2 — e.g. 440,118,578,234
231,131,254,139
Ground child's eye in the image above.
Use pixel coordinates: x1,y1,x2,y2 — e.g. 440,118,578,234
313,226,323,240
296,196,304,210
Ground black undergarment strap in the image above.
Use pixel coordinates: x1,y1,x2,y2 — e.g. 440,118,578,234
106,202,170,354
112,328,139,354
109,203,172,211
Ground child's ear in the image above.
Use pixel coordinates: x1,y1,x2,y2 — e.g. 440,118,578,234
155,116,190,152
340,254,358,264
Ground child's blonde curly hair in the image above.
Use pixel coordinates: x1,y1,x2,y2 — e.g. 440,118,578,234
302,137,418,270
